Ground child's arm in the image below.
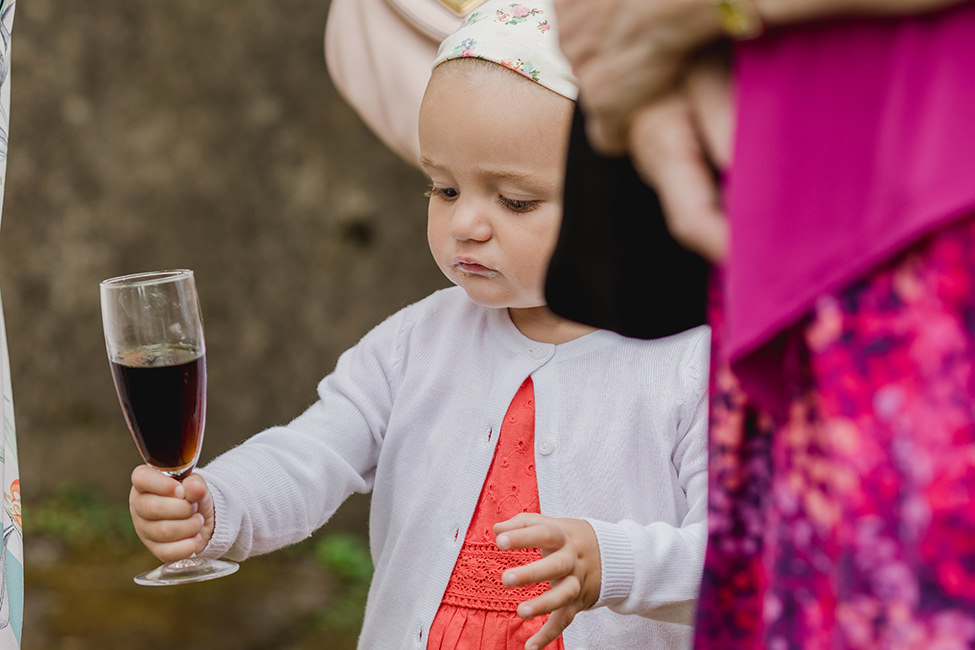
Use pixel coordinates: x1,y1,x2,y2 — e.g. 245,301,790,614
129,465,214,562
568,346,711,624
185,305,410,561
127,305,407,564
494,328,712,649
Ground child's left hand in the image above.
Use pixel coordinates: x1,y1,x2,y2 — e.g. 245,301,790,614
494,514,601,650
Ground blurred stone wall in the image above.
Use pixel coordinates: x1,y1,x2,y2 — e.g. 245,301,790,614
0,0,446,504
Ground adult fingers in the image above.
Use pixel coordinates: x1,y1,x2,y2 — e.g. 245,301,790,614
648,149,728,263
553,0,608,66
629,97,728,263
576,59,672,155
685,50,734,170
554,0,660,154
582,106,629,157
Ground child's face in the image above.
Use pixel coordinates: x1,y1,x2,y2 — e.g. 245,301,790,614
419,61,573,311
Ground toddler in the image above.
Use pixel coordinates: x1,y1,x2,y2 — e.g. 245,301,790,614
129,2,709,649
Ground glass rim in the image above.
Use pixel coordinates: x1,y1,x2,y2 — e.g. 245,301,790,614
100,269,195,289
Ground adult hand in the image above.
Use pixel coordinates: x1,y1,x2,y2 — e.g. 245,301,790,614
494,513,601,650
129,465,215,562
554,0,722,154
628,53,733,263
556,0,965,155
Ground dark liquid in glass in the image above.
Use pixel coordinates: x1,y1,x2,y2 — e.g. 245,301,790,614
110,345,206,479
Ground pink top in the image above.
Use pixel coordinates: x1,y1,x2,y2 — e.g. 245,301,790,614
724,5,975,405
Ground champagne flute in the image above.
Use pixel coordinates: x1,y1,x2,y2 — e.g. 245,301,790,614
100,269,238,586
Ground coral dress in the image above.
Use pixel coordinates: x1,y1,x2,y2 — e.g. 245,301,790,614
428,378,565,650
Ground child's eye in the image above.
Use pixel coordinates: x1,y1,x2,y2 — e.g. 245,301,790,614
424,185,459,200
498,196,541,213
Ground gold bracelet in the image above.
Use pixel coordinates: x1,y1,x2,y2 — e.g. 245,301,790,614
714,0,764,40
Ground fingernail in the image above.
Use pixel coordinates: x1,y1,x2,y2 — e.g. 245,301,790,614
518,604,533,618
196,513,205,527
174,484,185,499
502,571,516,587
497,534,509,549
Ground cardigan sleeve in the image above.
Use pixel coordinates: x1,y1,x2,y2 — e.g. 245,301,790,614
586,328,710,623
197,306,411,561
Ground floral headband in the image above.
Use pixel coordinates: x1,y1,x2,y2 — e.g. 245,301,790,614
432,0,578,100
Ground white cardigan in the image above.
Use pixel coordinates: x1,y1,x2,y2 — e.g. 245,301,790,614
199,287,710,650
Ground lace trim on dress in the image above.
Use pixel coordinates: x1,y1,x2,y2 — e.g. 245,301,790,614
440,542,549,612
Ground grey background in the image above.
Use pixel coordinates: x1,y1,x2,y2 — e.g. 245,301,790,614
0,1,447,647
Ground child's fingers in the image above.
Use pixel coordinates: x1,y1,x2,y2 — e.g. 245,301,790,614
144,534,204,564
514,574,581,620
524,605,577,650
130,488,197,521
142,513,205,544
494,512,545,535
178,473,215,541
135,511,204,560
502,549,573,589
496,518,566,554
181,473,208,503
131,504,205,563
131,464,184,497
129,465,209,563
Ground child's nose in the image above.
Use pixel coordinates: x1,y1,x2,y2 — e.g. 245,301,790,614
450,202,491,242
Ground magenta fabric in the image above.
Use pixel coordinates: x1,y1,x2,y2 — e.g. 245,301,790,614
694,218,975,649
724,5,975,411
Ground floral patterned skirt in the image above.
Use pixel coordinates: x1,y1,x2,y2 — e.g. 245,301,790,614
694,217,975,649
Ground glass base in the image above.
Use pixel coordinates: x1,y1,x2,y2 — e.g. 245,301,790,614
134,557,239,586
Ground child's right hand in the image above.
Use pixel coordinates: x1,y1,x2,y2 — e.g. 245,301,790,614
129,465,215,562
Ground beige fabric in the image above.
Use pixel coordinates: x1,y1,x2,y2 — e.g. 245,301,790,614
324,0,476,166
433,0,577,101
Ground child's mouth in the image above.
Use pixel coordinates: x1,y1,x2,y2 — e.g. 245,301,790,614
454,259,497,277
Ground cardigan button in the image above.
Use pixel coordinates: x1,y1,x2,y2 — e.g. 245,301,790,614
528,345,550,360
538,438,556,455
